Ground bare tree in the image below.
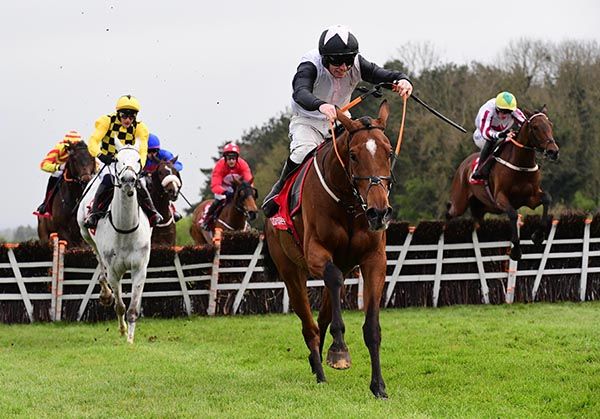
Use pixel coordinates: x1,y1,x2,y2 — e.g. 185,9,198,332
395,41,443,76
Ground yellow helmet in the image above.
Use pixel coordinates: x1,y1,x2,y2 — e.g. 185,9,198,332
495,91,517,111
115,95,141,112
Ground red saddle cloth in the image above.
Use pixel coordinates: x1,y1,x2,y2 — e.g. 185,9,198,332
269,158,314,243
468,157,485,185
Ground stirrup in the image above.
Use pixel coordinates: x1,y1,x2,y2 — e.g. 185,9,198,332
262,196,280,218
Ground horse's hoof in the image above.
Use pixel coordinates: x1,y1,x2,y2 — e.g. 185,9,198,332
509,247,522,261
326,349,351,370
531,231,544,246
99,294,114,307
370,382,388,399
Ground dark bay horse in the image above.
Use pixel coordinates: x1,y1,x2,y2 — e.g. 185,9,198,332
446,106,559,260
146,158,182,246
37,141,96,247
264,101,394,398
190,176,258,245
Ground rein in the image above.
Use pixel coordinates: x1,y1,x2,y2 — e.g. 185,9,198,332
324,120,392,212
108,211,140,234
495,112,555,172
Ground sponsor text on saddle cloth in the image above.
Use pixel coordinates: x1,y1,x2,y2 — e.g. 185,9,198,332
270,158,313,244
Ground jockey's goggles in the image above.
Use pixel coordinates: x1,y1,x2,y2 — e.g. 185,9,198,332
224,153,238,161
323,54,356,67
118,110,138,120
496,108,512,115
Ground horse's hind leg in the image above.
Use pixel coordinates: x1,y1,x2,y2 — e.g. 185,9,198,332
446,180,470,220
285,269,325,382
322,261,351,370
317,288,332,356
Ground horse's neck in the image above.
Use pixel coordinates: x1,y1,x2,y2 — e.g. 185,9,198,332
218,202,245,230
502,133,535,166
112,187,139,227
319,140,352,196
150,186,171,218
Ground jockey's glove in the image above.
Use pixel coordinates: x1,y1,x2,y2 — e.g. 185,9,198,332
224,190,234,200
98,154,115,164
495,131,508,140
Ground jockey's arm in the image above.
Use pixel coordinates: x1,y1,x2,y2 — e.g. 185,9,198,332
292,62,326,112
87,115,110,158
40,142,65,173
211,162,226,196
136,122,150,167
358,56,413,97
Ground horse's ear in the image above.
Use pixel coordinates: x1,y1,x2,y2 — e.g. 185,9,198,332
114,138,123,152
133,138,141,151
540,104,548,115
377,100,390,128
170,155,178,164
523,108,533,118
336,109,355,132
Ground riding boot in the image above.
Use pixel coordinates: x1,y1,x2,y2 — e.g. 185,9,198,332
471,140,496,181
35,176,60,215
137,182,164,228
201,199,222,230
261,157,300,218
83,182,114,228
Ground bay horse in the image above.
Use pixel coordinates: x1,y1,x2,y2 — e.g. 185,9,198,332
145,158,182,246
77,140,151,343
264,101,394,398
37,141,96,247
446,106,559,260
190,175,258,245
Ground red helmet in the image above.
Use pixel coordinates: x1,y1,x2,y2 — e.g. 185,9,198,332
223,143,240,156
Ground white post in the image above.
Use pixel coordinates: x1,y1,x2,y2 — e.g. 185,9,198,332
384,226,415,307
579,215,592,302
77,265,102,321
174,253,192,316
432,232,444,308
232,238,263,314
357,269,364,311
532,219,558,301
472,229,490,304
50,233,59,321
7,245,34,322
55,240,66,321
505,215,522,304
207,227,222,316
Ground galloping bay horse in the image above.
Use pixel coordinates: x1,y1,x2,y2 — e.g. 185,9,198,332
146,158,182,246
37,141,96,247
264,101,394,398
190,176,258,245
446,106,559,260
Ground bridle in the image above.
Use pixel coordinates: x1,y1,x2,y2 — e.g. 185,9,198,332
112,147,142,189
510,113,557,156
322,118,393,213
232,183,258,217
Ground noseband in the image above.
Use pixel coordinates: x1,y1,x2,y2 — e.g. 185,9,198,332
514,113,557,155
327,120,393,213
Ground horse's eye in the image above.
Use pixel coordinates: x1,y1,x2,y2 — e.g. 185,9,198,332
350,152,357,162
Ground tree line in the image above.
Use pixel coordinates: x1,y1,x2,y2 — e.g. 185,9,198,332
197,39,600,225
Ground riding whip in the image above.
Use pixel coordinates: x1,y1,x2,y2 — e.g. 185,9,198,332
410,94,467,133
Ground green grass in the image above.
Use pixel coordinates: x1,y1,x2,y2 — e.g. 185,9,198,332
1,303,599,418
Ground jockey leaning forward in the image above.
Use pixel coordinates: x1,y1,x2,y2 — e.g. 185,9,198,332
201,142,253,230
143,132,184,222
261,24,413,217
83,95,163,229
33,130,84,217
469,91,526,184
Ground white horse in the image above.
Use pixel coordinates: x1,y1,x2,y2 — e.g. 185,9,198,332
77,140,152,343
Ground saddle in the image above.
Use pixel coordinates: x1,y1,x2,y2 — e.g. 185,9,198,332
468,139,508,185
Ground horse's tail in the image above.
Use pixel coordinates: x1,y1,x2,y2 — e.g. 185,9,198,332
261,226,279,281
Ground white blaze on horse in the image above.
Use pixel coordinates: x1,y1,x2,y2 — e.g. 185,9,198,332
77,140,151,343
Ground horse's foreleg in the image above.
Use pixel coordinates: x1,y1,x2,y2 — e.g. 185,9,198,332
127,266,148,344
360,255,388,399
531,191,551,246
322,261,351,370
506,205,522,261
107,272,127,337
